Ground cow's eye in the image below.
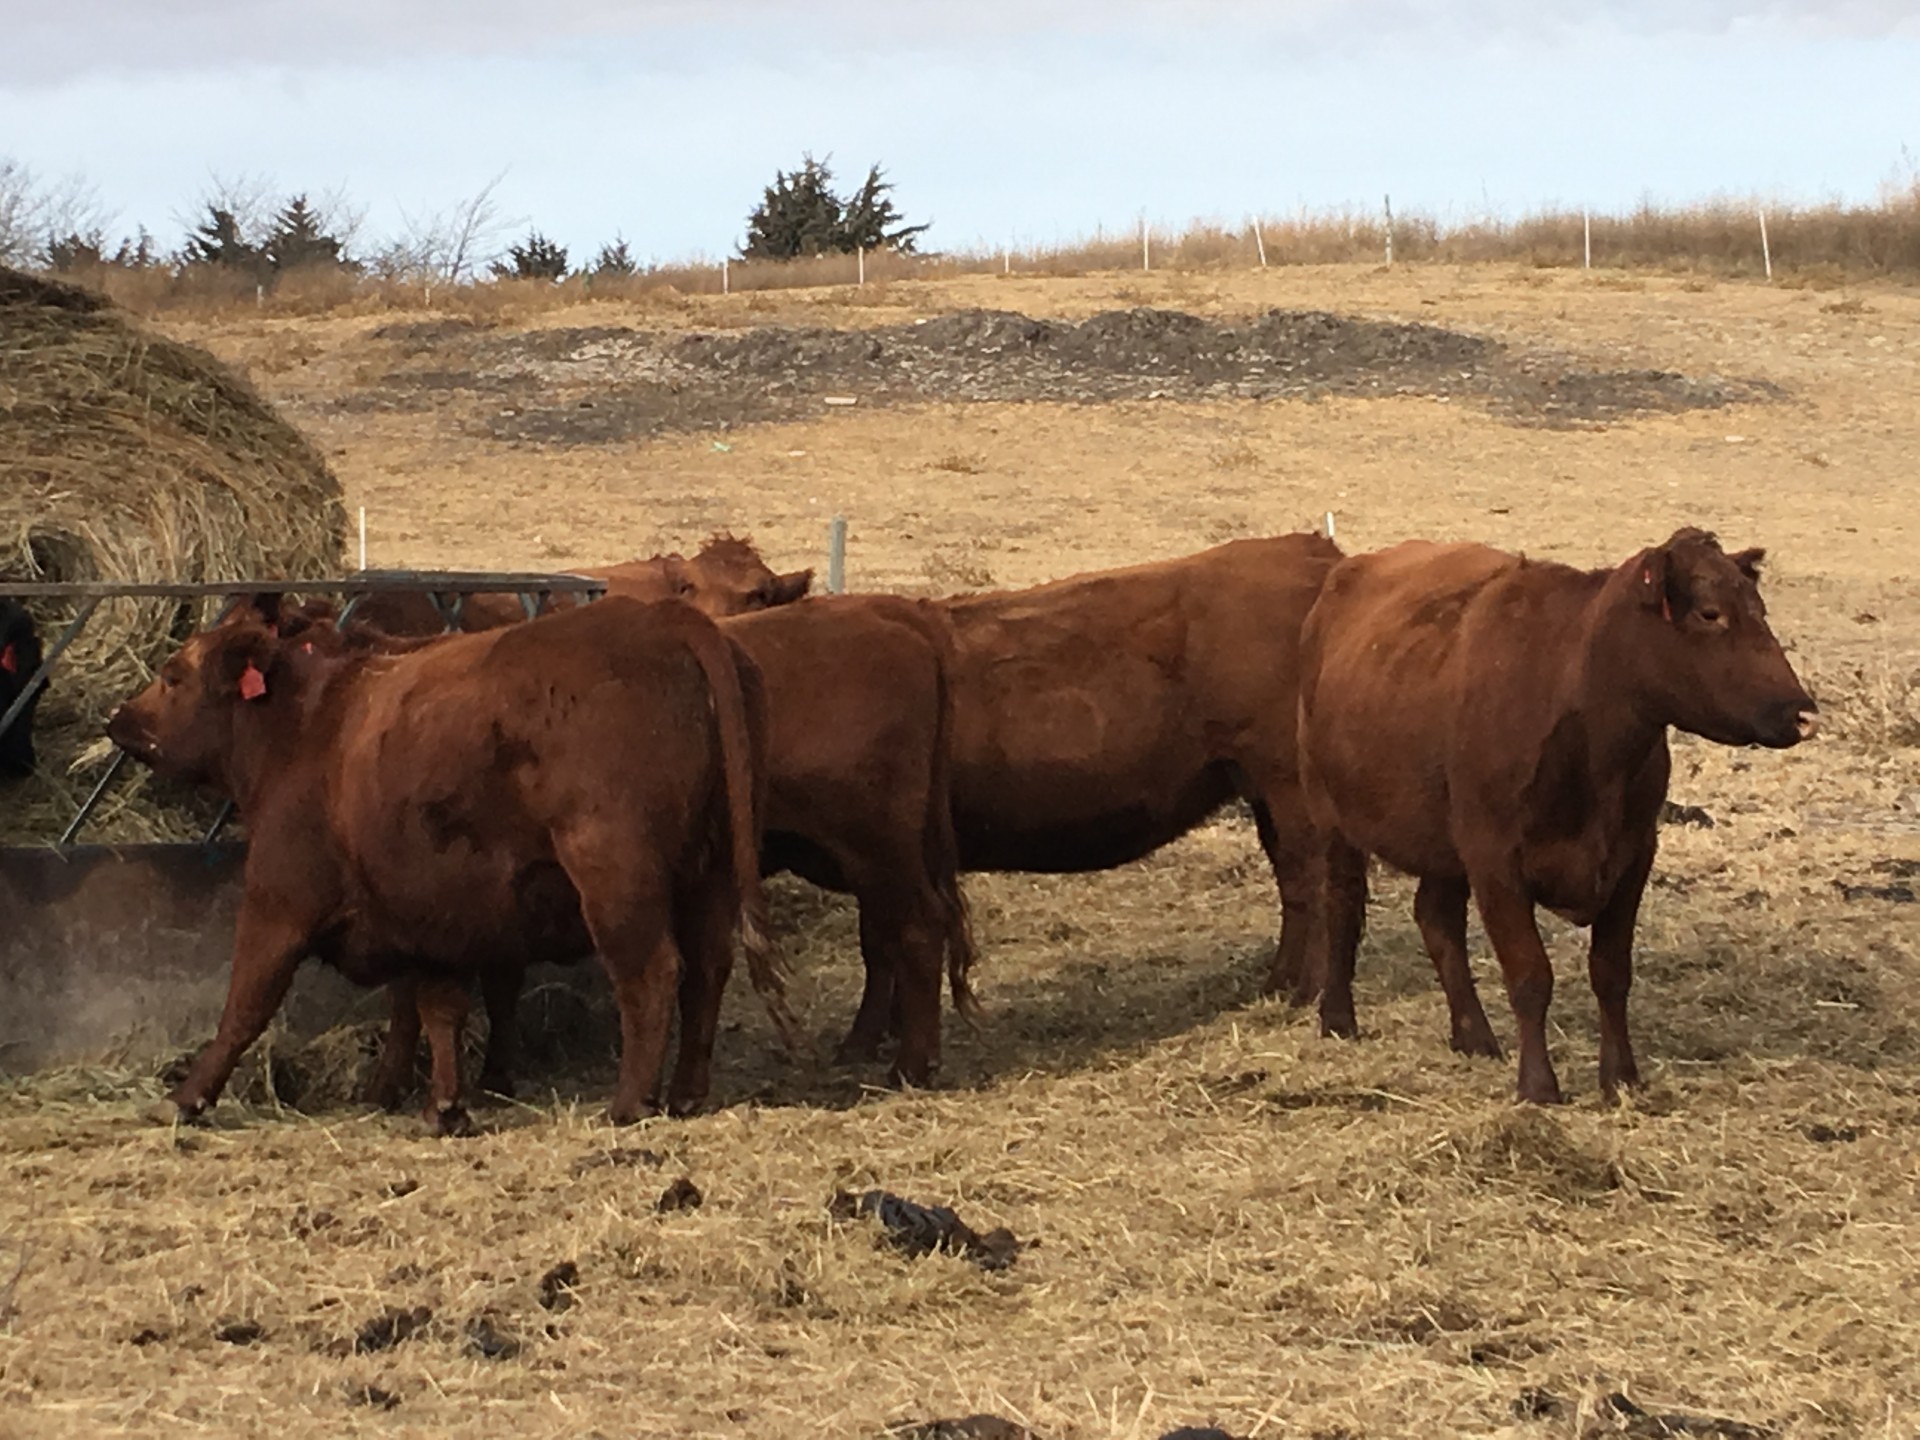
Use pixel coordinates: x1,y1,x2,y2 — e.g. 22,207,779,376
1698,607,1723,625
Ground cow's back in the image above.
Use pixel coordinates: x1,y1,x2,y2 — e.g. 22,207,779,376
940,533,1340,870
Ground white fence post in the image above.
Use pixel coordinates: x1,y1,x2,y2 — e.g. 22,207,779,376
827,516,848,594
1141,216,1150,271
1251,216,1268,268
1584,210,1592,269
722,257,730,295
1383,194,1394,266
1758,209,1773,281
857,246,865,285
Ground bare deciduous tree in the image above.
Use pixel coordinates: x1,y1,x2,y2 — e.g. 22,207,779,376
0,156,111,267
388,172,513,283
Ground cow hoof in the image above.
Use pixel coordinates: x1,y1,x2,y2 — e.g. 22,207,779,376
887,1062,937,1091
1319,1014,1360,1041
425,1102,478,1138
665,1095,706,1119
604,1101,663,1127
834,1037,884,1066
360,1080,406,1112
145,1098,195,1127
476,1073,519,1102
1515,1078,1567,1107
1450,1029,1503,1060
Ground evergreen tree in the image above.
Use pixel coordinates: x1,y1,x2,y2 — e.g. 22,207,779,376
263,193,345,271
491,229,569,280
740,156,925,259
43,229,105,271
183,205,265,272
591,235,637,277
835,164,928,254
740,156,845,260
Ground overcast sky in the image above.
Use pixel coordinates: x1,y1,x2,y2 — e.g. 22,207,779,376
4,1,1917,263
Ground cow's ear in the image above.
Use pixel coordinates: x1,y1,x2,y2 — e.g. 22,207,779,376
767,569,813,605
220,592,285,634
216,631,279,702
1729,547,1766,584
1638,546,1676,622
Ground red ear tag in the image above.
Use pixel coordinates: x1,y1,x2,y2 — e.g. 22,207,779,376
0,643,15,675
239,662,268,701
302,641,314,654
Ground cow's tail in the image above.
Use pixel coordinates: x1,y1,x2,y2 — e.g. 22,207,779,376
687,622,800,1054
915,603,981,1027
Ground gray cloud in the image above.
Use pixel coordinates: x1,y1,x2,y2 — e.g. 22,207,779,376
8,0,1918,85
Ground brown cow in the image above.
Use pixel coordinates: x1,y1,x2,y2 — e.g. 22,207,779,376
108,596,787,1130
351,594,977,1099
935,533,1344,994
1298,528,1819,1104
347,533,812,635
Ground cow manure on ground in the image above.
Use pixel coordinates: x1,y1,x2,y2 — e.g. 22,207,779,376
1834,879,1917,904
537,1261,579,1312
571,1146,666,1177
1659,802,1717,828
831,1189,1025,1270
463,1314,521,1361
655,1177,703,1213
1590,1390,1777,1438
1802,1122,1861,1144
353,1304,431,1354
884,1416,1041,1440
343,1380,401,1411
212,1318,264,1345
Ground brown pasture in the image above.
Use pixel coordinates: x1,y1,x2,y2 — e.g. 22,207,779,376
2,263,1917,1438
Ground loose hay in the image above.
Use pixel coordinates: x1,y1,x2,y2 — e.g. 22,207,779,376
0,266,346,843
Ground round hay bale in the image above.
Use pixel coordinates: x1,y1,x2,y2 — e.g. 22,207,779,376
0,265,346,842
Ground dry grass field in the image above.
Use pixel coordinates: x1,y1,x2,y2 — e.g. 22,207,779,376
3,263,1918,1438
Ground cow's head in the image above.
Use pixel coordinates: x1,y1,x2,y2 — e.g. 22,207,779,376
108,600,290,787
611,534,812,617
1,600,45,778
1626,528,1817,749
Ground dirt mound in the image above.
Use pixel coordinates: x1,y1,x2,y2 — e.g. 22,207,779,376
352,304,1778,447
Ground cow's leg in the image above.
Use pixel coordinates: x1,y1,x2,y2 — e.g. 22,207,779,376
1414,875,1501,1058
665,871,737,1116
880,889,947,1089
1471,874,1563,1105
1589,839,1654,1100
415,976,477,1136
1250,796,1321,1005
838,903,897,1064
154,906,308,1123
362,977,421,1110
475,965,525,1099
1315,836,1370,1040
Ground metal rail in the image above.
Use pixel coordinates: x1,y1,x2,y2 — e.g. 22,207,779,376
3,570,608,848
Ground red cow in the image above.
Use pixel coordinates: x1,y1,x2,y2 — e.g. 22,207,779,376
346,533,811,635
339,595,977,1100
108,597,786,1131
1298,528,1819,1103
934,534,1345,996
